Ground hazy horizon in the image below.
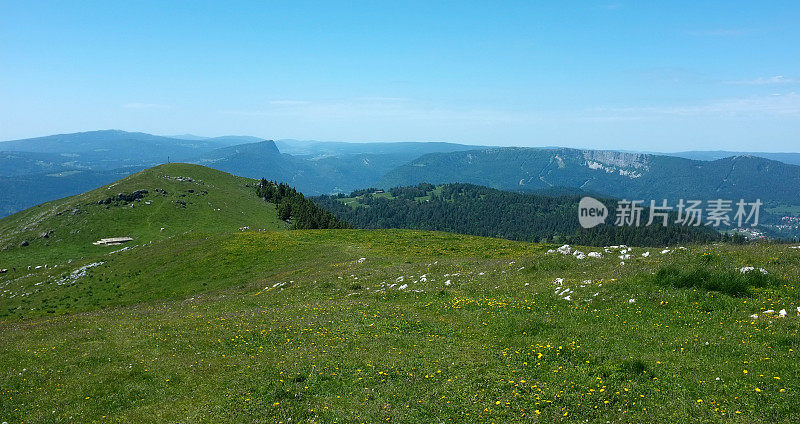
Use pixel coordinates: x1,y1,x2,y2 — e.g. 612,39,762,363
2,128,798,154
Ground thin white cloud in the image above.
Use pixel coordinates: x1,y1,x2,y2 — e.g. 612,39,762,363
267,100,311,106
686,28,757,37
583,93,800,121
220,94,800,128
356,96,408,102
122,102,170,110
724,76,797,85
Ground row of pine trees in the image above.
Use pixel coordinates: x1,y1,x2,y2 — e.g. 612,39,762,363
255,179,350,230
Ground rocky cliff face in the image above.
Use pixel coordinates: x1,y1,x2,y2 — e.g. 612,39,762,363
582,150,650,170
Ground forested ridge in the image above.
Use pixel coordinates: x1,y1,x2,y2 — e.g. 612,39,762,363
314,183,737,246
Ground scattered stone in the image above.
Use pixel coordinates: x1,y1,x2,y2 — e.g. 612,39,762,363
740,267,768,275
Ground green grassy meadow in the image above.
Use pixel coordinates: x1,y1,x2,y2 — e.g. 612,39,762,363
1,165,799,423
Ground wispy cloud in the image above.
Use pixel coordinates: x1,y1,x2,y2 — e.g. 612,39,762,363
597,2,623,10
356,96,408,103
582,93,800,121
122,102,171,110
267,100,311,106
724,75,797,85
686,28,757,37
219,98,534,124
219,94,800,127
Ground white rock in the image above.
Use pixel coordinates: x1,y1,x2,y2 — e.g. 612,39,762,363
587,252,603,258
628,298,636,303
779,309,787,317
398,284,408,290
641,251,650,257
750,314,759,319
444,280,451,286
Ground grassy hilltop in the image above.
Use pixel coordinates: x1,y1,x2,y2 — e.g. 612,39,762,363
0,163,286,265
1,164,799,423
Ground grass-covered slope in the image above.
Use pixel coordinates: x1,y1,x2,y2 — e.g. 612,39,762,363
0,163,285,265
1,227,799,423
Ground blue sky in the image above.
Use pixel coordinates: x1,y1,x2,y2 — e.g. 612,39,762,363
1,1,798,151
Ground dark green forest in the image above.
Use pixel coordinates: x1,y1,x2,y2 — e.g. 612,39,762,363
313,183,741,246
255,179,350,229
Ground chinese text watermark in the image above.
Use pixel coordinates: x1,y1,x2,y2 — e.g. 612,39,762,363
578,197,761,229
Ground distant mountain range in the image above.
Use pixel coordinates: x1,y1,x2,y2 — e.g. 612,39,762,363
378,147,800,205
275,139,491,157
1,130,799,220
665,150,800,166
0,131,487,215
